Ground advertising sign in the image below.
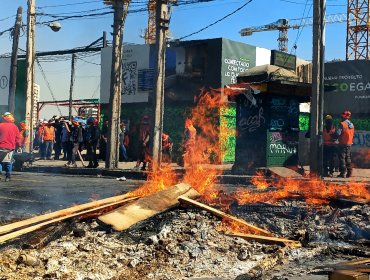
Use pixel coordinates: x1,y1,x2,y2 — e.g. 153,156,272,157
0,58,10,106
324,60,370,114
221,39,256,86
100,45,151,103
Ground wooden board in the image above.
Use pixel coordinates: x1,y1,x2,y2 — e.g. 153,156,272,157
0,197,137,244
0,193,136,236
98,183,200,231
178,196,272,236
225,231,301,248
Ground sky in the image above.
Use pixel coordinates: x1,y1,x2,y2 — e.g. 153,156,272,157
0,0,348,118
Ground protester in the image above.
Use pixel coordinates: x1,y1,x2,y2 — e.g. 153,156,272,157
119,122,129,162
52,117,63,160
322,115,337,177
84,117,100,168
61,120,70,160
162,132,173,163
40,119,55,160
128,123,140,163
99,120,108,161
0,112,21,181
336,111,355,178
134,116,150,171
18,120,29,151
65,117,84,167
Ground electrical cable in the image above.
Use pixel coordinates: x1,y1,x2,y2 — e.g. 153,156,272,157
36,58,63,115
177,0,254,40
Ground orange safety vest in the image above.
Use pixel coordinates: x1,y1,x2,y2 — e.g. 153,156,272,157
338,121,354,145
323,126,336,145
43,126,55,141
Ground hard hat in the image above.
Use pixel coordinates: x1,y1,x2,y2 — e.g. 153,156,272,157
2,112,15,123
87,117,95,125
325,115,333,120
341,111,351,119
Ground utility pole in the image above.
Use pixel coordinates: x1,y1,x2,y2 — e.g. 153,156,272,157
106,0,128,169
103,31,108,48
8,6,22,114
151,0,170,170
309,0,326,176
68,53,76,120
25,0,36,153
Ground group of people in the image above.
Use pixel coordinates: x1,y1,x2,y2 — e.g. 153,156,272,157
32,114,178,171
34,116,101,168
323,110,355,178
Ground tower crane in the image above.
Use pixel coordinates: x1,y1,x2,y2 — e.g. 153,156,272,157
144,0,177,44
239,13,348,53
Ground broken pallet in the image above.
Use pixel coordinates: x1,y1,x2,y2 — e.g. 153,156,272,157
98,183,200,231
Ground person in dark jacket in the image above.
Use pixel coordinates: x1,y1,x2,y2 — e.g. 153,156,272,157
65,118,84,167
85,117,100,168
99,120,108,161
323,115,337,177
52,117,63,160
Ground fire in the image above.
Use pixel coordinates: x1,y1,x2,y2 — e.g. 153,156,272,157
216,219,263,235
127,164,177,197
237,176,370,205
250,171,271,190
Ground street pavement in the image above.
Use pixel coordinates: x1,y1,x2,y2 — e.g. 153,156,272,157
0,172,142,222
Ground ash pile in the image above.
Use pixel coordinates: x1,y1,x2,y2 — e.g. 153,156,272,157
0,183,369,280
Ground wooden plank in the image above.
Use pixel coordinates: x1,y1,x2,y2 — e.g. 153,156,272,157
225,231,301,248
0,197,137,244
178,196,272,236
22,222,72,249
0,193,137,236
342,259,370,266
98,183,200,231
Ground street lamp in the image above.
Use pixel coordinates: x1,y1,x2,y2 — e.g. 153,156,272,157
47,22,61,32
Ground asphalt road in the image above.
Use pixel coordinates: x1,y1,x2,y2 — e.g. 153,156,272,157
0,172,143,222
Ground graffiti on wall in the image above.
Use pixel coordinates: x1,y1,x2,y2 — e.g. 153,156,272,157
268,132,298,155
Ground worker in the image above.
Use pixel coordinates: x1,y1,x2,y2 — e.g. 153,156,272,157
336,111,355,178
41,119,55,160
65,117,84,168
18,120,29,151
162,132,173,163
0,112,21,181
85,117,100,168
134,115,150,171
322,115,337,177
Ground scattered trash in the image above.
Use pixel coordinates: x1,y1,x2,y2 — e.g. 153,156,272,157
116,176,127,181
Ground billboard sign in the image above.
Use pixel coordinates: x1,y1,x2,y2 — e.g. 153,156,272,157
221,39,256,86
100,45,152,103
324,60,370,114
0,58,10,106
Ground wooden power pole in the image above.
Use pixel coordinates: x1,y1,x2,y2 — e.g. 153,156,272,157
25,0,36,153
8,6,22,114
151,0,170,170
106,0,128,169
68,53,76,120
309,0,326,176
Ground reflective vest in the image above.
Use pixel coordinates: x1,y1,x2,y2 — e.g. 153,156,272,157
323,126,336,145
43,126,55,141
338,121,354,145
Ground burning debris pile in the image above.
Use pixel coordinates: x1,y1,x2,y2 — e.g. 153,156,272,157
0,183,369,280
0,90,369,280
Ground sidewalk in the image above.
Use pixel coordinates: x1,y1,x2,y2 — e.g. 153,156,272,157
23,158,370,185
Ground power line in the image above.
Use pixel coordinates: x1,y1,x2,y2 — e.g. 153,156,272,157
36,58,63,116
177,0,254,40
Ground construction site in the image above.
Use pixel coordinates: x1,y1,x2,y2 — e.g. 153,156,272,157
0,0,369,279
